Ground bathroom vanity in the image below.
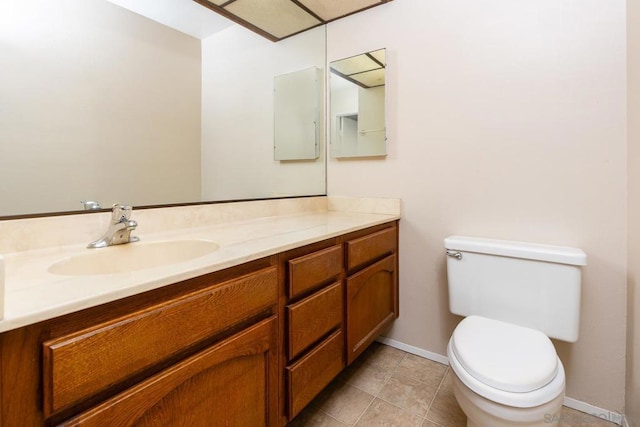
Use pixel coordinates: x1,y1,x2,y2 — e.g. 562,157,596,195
0,198,399,426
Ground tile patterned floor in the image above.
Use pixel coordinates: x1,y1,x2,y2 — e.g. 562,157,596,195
288,343,619,427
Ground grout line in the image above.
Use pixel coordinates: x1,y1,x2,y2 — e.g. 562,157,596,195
383,351,409,390
342,349,408,396
379,346,449,423
350,349,409,426
423,367,450,423
386,352,450,422
338,344,457,426
350,394,377,426
373,369,441,419
375,393,430,419
316,409,349,426
380,349,442,421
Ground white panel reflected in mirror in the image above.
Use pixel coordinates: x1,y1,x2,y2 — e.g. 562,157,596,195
330,48,386,158
274,67,321,160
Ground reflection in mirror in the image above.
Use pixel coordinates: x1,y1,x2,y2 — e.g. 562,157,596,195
274,67,322,161
330,49,386,158
201,25,326,201
0,0,326,218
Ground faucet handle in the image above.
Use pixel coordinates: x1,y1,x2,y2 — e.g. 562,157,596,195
111,204,133,222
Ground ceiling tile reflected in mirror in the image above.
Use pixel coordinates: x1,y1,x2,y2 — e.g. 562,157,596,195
351,68,385,88
194,0,393,41
330,49,386,88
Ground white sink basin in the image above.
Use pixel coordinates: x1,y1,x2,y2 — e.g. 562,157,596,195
48,240,219,276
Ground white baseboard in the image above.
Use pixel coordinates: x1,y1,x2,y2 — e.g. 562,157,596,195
563,397,624,426
376,337,626,426
376,336,449,365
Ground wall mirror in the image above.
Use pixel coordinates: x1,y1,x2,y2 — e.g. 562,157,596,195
330,48,386,159
0,0,326,218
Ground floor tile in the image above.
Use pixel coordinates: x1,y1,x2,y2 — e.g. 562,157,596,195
312,381,375,425
356,341,407,370
340,359,394,395
288,405,348,427
290,344,619,427
354,398,423,427
395,353,448,385
378,372,440,416
425,369,466,427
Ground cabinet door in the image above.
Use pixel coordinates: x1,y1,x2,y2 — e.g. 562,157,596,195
61,316,278,427
346,254,398,365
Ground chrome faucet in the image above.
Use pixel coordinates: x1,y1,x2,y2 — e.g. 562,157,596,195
87,204,139,249
81,200,102,211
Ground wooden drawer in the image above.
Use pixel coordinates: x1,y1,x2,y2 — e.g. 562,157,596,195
287,281,342,360
289,245,342,298
42,266,278,417
286,330,344,419
346,225,397,271
61,316,279,427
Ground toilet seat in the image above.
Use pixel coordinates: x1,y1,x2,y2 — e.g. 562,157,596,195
447,316,565,408
451,316,559,392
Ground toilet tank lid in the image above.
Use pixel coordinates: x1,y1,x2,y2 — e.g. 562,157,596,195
444,236,587,266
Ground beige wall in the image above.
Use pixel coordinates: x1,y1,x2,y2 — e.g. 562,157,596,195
0,0,201,216
627,0,640,423
327,0,627,412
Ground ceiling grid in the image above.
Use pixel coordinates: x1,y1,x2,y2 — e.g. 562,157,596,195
193,0,393,41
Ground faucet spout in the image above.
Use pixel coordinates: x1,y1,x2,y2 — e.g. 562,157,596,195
87,204,139,249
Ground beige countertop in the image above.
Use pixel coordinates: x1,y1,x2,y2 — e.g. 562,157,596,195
0,197,400,333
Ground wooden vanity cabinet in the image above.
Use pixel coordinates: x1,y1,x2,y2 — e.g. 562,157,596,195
0,221,399,427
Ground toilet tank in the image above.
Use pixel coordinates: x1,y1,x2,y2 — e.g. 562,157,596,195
444,236,587,342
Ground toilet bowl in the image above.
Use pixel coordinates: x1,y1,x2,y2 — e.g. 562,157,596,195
450,372,564,427
443,236,587,427
447,316,565,427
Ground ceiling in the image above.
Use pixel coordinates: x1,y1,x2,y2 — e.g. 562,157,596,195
106,0,233,39
193,0,394,42
107,0,393,42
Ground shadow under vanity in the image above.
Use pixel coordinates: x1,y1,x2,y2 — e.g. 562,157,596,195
0,213,398,426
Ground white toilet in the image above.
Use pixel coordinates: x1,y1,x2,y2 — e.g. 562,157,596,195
444,236,587,427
